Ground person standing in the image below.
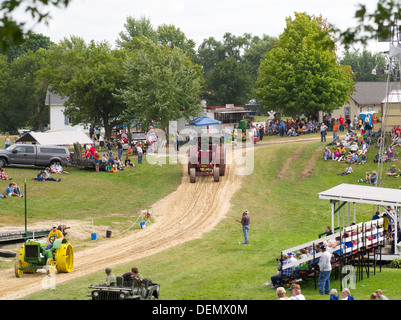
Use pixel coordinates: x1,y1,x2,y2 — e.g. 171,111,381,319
259,125,265,141
339,115,345,132
320,123,327,142
137,144,143,164
106,140,113,157
236,210,250,245
99,133,104,152
4,135,10,149
332,121,339,140
117,139,123,160
318,245,332,295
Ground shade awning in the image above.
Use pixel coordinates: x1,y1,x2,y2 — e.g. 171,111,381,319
318,183,401,207
189,116,222,127
16,130,93,146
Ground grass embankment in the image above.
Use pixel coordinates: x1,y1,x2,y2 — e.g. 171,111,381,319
25,134,401,300
0,147,182,271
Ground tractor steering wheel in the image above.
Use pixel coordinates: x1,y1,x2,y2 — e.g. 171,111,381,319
49,235,58,243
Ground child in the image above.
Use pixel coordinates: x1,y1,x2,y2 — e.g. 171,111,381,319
357,152,367,165
94,152,100,173
125,156,135,167
0,168,11,180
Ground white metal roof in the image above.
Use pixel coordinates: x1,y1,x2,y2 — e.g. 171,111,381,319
318,183,401,207
16,130,93,146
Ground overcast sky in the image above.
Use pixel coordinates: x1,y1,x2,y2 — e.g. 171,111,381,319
13,0,390,55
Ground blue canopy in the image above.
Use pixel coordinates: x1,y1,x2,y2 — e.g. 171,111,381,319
189,116,222,127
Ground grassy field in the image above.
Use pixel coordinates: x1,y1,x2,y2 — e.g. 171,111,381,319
13,133,401,301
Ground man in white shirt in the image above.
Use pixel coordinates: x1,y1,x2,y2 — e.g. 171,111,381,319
289,283,305,300
318,245,332,295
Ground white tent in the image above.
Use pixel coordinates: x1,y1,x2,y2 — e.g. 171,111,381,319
318,183,401,256
16,129,93,146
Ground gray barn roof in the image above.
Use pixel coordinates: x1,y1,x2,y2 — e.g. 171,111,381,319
351,82,401,106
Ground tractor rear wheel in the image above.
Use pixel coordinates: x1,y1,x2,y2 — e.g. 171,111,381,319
55,243,74,273
214,167,220,182
190,168,196,183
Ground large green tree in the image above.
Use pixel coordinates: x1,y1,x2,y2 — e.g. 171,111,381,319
116,16,196,60
116,37,203,132
48,39,128,139
0,45,53,133
340,48,386,82
256,12,355,118
204,57,252,106
196,33,276,107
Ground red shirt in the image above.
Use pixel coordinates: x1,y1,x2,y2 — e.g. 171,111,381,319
339,117,344,125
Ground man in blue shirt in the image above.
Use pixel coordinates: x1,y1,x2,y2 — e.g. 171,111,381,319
268,254,293,288
5,183,22,198
372,211,380,220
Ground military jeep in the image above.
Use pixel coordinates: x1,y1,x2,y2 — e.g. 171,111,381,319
88,274,160,300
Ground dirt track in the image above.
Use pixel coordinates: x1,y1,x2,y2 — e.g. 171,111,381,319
0,136,320,300
0,149,246,300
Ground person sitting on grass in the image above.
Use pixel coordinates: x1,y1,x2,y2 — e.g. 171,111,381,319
337,145,347,162
50,162,58,173
125,156,135,167
331,148,341,161
0,168,12,180
105,162,116,173
357,151,367,165
346,152,358,164
387,165,398,177
338,163,353,176
323,147,331,161
55,162,69,174
5,183,23,197
36,168,61,182
365,171,377,184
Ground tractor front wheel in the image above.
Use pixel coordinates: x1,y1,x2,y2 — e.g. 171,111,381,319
46,258,56,277
14,260,22,278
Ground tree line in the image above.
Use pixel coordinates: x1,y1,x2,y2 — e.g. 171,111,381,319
0,13,387,137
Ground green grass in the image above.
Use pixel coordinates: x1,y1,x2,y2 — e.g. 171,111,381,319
20,136,401,301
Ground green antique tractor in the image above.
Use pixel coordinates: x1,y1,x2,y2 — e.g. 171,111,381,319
14,237,74,277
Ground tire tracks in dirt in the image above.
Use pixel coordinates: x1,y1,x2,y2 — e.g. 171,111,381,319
0,136,321,300
0,150,243,300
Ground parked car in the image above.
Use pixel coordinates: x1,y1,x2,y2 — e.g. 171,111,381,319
0,144,70,168
130,132,148,154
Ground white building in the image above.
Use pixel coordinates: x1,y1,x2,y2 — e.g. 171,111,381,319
45,91,87,132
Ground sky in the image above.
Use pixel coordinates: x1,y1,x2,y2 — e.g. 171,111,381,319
12,0,391,55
